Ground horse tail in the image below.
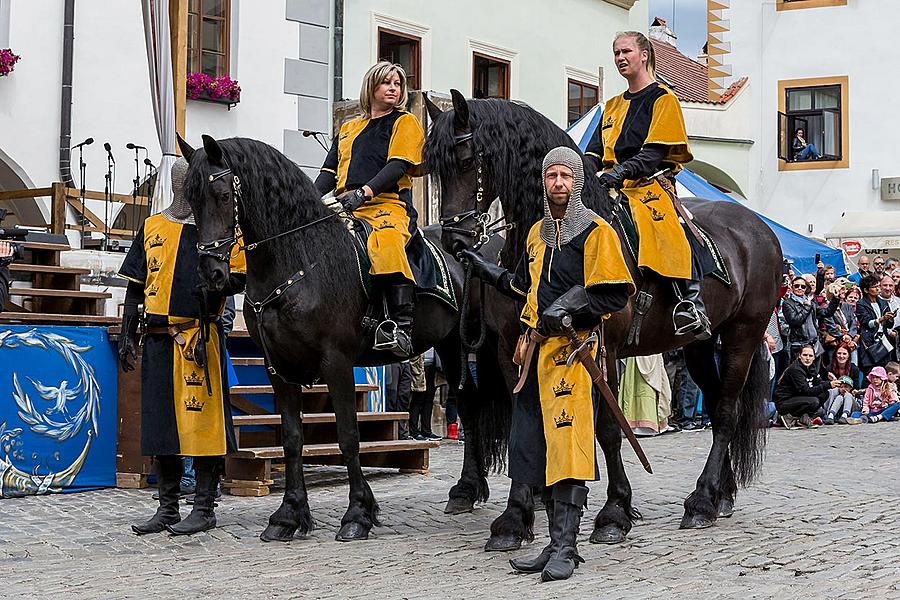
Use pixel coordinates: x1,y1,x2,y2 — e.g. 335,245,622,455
730,342,769,487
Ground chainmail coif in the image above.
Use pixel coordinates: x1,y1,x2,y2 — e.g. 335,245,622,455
162,157,194,225
539,146,598,248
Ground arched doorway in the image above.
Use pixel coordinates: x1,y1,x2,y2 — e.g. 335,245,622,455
0,147,45,227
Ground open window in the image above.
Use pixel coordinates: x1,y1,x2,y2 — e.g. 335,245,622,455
378,28,421,91
188,0,230,77
777,76,849,170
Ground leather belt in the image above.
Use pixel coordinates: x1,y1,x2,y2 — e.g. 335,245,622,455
512,329,548,394
144,317,219,346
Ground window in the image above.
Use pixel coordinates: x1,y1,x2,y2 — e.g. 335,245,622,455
776,0,847,11
378,29,421,91
567,79,599,126
777,76,849,171
188,0,230,77
473,53,510,100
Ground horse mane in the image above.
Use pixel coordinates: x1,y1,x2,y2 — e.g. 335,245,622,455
425,99,612,266
184,137,353,281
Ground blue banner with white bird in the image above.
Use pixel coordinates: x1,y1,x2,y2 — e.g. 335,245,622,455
0,326,117,498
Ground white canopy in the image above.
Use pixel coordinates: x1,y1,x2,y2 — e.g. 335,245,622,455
825,211,900,239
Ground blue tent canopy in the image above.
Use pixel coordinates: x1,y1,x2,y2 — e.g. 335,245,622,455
567,105,846,277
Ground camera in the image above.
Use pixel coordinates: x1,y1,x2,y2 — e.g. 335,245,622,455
782,258,794,275
0,208,27,265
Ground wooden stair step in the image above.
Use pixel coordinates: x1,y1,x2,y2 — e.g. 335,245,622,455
230,383,378,395
233,412,409,427
9,264,90,275
231,357,265,367
7,287,111,299
0,312,121,325
233,439,439,460
22,241,70,252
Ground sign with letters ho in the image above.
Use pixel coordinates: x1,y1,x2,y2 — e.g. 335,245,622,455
882,177,900,201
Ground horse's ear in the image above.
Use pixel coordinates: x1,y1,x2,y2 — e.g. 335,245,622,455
424,92,443,122
201,134,223,165
450,89,469,130
176,133,195,163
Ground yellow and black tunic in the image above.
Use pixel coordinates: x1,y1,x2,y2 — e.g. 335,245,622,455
586,83,700,280
507,218,633,487
119,214,246,457
320,109,425,282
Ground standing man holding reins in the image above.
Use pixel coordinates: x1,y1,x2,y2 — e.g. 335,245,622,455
118,157,246,536
315,61,425,357
461,146,634,582
585,31,716,340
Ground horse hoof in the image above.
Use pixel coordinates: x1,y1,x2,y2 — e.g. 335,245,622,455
679,514,714,530
444,497,475,515
718,499,735,519
335,522,370,542
589,524,627,545
484,533,522,552
260,524,297,542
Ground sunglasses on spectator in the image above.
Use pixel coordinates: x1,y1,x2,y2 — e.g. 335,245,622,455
792,283,807,289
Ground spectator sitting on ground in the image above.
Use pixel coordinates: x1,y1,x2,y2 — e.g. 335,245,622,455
774,344,841,429
847,366,900,423
782,275,841,362
856,274,895,371
823,375,857,425
792,128,822,161
821,342,862,389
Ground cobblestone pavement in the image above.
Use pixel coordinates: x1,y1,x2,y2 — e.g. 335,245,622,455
2,424,900,600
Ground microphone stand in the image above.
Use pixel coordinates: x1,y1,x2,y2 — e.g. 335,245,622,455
78,144,87,248
104,152,113,251
131,146,140,240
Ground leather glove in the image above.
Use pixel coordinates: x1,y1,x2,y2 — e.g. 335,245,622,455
459,249,509,288
118,311,139,372
539,286,591,335
597,163,629,190
336,188,369,213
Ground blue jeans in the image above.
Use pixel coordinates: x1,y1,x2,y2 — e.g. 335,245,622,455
181,456,195,488
795,144,820,161
851,404,900,421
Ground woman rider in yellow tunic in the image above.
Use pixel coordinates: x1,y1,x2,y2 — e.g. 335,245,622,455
585,31,715,340
315,61,425,356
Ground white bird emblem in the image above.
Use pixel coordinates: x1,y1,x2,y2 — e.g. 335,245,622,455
28,378,81,417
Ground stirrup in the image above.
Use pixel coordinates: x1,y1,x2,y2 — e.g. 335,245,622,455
373,319,412,357
672,300,711,338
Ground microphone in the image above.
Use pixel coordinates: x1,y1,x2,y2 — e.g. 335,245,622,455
302,130,325,137
144,158,157,170
73,137,94,148
126,143,147,150
104,142,115,164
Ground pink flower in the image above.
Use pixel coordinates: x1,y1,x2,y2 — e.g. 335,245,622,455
186,72,241,103
0,48,21,77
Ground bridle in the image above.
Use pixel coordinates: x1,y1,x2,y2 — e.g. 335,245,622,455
437,132,513,251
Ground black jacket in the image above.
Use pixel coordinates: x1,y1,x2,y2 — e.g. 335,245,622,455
781,294,839,347
774,361,831,405
0,264,9,313
856,295,894,349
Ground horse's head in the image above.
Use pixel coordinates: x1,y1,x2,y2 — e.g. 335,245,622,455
178,134,238,292
425,89,497,256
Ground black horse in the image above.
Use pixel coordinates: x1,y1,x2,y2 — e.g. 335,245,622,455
425,91,781,546
177,134,491,542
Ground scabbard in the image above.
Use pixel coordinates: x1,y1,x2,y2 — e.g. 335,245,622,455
572,346,653,474
658,175,705,248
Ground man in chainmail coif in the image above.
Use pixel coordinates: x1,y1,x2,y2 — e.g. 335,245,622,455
460,146,634,582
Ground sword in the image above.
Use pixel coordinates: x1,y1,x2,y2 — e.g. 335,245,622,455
561,316,653,474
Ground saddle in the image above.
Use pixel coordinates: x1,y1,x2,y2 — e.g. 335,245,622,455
348,218,457,313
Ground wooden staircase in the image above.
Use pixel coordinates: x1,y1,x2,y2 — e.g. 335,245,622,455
1,240,118,325
224,331,439,496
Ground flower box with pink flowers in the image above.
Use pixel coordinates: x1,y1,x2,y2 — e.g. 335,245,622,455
186,72,241,109
0,48,21,77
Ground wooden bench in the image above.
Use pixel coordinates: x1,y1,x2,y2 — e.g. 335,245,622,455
229,383,377,415
6,286,111,315
0,311,121,326
232,411,409,447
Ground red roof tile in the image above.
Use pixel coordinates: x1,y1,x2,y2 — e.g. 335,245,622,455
651,39,747,105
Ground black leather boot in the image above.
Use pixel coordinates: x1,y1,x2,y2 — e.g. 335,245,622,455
510,487,555,573
374,282,415,357
540,482,588,582
672,279,711,340
167,456,220,535
132,455,182,535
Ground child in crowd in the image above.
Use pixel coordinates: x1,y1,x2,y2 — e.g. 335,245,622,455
848,366,900,423
823,375,857,425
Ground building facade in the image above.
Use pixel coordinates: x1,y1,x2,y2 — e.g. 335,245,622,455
0,0,329,233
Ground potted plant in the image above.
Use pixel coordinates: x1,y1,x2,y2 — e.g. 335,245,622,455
187,72,241,109
0,49,21,77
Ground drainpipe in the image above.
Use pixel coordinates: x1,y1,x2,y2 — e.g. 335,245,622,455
332,0,343,102
58,0,76,187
